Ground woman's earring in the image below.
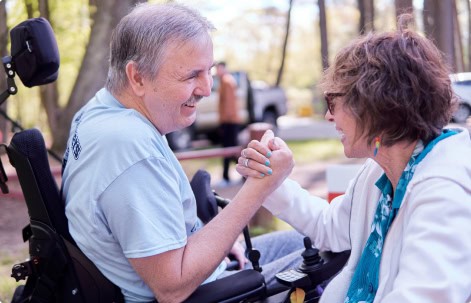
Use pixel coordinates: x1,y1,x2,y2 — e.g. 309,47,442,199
374,137,380,157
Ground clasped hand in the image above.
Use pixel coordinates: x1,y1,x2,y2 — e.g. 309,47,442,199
236,129,294,192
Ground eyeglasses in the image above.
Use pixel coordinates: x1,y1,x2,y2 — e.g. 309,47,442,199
324,92,345,114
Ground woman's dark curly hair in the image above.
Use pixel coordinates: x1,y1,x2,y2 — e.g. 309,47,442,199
319,14,457,147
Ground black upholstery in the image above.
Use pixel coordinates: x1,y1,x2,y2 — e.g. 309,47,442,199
7,128,124,303
186,269,266,303
190,169,218,224
9,128,72,243
9,17,59,87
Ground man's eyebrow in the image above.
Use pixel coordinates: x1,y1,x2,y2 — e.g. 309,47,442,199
187,64,214,77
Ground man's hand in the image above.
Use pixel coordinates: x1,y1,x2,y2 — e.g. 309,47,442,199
225,240,248,270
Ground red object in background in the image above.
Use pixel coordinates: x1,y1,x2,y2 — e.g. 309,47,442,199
327,192,343,203
326,164,363,203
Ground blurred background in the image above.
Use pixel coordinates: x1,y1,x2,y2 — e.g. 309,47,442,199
1,0,471,300
1,0,470,152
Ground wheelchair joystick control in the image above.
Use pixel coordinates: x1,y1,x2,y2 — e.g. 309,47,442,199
298,237,323,273
275,237,328,303
275,237,323,289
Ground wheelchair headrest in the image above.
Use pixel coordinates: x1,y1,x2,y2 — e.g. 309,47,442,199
9,17,59,87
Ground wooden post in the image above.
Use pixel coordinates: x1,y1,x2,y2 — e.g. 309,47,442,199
247,122,273,142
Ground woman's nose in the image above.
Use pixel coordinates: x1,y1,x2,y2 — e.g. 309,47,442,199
325,109,334,122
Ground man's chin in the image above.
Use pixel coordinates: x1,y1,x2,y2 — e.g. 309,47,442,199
178,119,196,131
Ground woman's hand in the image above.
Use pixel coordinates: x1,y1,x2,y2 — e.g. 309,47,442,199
237,137,274,178
236,130,294,192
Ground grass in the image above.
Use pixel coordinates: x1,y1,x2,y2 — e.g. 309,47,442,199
0,250,28,303
287,139,344,164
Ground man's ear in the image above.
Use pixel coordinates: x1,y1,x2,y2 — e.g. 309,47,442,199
125,61,145,97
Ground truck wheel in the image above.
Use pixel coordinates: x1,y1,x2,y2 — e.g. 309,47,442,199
262,110,278,126
166,127,193,151
452,103,470,124
262,110,279,133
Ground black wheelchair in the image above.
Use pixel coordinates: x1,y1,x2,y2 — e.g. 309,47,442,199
0,17,350,303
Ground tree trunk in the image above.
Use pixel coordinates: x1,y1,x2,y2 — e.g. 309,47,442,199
0,0,7,143
467,0,471,70
358,0,374,34
38,0,61,143
423,0,436,36
50,0,144,152
318,0,329,71
395,0,413,17
24,0,34,18
423,0,456,71
275,0,293,87
452,0,464,72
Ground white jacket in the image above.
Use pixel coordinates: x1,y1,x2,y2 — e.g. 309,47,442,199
263,128,471,303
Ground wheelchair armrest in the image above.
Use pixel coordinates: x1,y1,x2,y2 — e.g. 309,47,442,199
184,269,266,303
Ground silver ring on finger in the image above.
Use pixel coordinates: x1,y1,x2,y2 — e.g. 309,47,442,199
244,158,249,167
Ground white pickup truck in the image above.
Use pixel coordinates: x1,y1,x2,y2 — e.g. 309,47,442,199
167,71,288,150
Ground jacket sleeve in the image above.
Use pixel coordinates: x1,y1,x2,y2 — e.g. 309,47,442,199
381,177,471,303
262,178,353,252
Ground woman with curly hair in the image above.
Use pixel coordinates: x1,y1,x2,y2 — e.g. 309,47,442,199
238,14,471,303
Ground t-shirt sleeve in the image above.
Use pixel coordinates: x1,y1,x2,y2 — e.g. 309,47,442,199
97,156,188,259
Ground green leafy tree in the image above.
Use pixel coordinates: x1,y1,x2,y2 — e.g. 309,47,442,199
3,0,145,152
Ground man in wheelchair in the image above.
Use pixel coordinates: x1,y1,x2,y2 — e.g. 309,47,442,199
58,3,333,303
1,3,349,303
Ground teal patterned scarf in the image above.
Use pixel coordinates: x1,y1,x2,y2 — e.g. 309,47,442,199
344,130,457,303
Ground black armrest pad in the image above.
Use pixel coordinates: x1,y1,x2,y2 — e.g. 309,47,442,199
184,270,266,303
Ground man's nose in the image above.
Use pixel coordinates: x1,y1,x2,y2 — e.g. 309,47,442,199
197,73,213,97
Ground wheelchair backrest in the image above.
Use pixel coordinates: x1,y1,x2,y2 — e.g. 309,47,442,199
7,128,124,303
8,128,72,243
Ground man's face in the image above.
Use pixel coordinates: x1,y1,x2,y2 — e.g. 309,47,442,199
141,34,214,135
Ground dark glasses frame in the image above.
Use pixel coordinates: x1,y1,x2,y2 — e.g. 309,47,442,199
324,92,345,114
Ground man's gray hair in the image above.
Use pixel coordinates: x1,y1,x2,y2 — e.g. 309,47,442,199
105,2,215,94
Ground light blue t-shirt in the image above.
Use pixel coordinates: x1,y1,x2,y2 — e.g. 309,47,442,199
62,88,226,302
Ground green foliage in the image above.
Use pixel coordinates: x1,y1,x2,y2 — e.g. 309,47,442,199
0,279,24,303
50,0,91,105
5,0,91,133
